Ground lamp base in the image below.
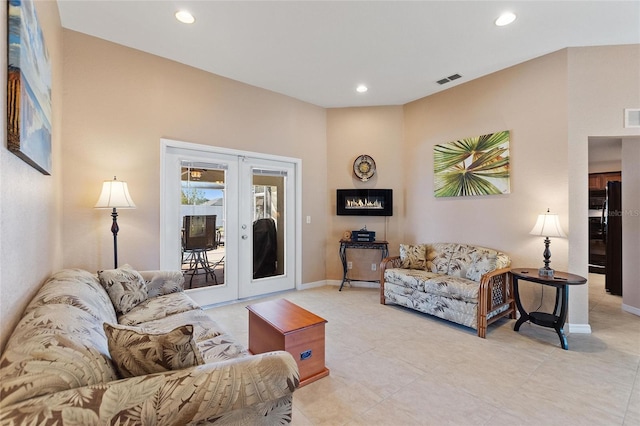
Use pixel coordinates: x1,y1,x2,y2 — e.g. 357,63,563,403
538,267,555,277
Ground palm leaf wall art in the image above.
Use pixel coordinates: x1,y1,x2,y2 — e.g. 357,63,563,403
434,130,511,197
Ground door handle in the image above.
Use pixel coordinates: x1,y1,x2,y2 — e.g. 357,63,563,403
242,235,248,240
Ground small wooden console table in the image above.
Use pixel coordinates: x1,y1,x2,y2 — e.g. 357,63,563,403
338,239,389,291
246,299,329,387
511,268,587,350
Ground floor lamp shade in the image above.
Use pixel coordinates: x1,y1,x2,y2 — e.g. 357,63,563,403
95,177,136,268
529,209,566,276
95,178,136,209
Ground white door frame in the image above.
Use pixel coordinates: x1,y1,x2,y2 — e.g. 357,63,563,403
159,138,303,304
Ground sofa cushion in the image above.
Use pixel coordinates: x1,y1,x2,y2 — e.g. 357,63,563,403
119,291,201,326
98,265,148,315
24,268,117,323
422,275,480,302
384,268,441,292
136,308,249,362
446,244,499,280
466,251,498,282
383,281,479,329
495,251,511,270
139,270,185,298
425,243,456,274
385,268,480,303
400,244,428,269
0,304,119,407
104,322,204,378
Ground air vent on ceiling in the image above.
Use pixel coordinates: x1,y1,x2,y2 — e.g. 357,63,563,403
437,73,462,85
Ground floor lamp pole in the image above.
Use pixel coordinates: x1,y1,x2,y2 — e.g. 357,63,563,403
95,177,136,270
110,208,119,269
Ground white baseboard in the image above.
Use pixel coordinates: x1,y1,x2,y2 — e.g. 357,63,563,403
297,280,327,291
567,323,592,334
622,303,640,317
326,279,380,289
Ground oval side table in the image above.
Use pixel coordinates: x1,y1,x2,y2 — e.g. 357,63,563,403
511,268,587,350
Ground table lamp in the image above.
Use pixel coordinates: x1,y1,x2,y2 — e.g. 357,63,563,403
95,176,136,268
529,208,566,277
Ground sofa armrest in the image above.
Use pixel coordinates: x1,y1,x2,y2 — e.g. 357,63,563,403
477,268,515,337
0,351,299,425
380,256,402,304
481,266,511,282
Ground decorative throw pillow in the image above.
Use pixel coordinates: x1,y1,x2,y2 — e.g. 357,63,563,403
98,265,148,315
142,270,185,298
399,244,427,269
466,252,498,282
103,322,204,378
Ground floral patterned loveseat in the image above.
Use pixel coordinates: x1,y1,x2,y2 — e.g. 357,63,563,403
380,243,515,337
0,267,299,425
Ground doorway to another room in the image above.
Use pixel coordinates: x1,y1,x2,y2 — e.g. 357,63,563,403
588,137,622,296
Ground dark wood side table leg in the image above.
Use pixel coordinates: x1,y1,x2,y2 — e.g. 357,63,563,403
554,285,569,350
339,242,348,291
512,276,529,331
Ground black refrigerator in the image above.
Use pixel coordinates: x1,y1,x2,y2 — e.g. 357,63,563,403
605,181,622,295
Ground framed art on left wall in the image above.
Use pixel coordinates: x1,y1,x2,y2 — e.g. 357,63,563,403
7,0,52,175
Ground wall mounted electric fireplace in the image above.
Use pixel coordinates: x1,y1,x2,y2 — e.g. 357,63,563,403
336,189,393,216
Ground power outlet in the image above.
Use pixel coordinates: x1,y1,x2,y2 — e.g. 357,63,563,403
347,261,353,270
371,263,377,271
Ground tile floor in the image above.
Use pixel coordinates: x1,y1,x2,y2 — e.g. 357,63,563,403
205,274,639,425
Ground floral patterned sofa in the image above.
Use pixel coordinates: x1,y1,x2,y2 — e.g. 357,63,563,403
380,243,515,337
0,267,299,425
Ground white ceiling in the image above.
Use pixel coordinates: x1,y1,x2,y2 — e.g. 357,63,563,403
57,1,640,108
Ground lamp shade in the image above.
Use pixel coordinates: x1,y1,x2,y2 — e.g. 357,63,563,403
529,210,566,238
95,177,136,209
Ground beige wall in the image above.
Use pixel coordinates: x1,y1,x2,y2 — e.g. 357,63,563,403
326,106,405,280
621,138,640,313
403,50,570,314
61,31,328,284
404,49,570,261
0,1,64,352
567,45,640,323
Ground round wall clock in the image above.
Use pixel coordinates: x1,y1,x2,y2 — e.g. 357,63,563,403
353,154,376,181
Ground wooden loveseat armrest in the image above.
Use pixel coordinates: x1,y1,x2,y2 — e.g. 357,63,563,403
380,256,402,304
477,267,515,338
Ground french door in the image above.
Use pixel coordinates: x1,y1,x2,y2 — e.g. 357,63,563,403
160,139,300,306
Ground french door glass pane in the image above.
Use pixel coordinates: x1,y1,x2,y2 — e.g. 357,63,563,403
252,174,285,279
180,163,226,289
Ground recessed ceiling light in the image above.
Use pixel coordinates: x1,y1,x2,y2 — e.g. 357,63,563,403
175,10,195,24
356,84,368,93
495,12,516,27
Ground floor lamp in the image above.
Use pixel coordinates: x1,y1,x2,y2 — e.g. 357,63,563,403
529,208,566,277
95,177,136,269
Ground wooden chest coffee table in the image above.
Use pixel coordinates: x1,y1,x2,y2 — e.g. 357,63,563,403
246,299,329,387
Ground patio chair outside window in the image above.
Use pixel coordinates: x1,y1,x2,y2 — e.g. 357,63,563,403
183,215,219,287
